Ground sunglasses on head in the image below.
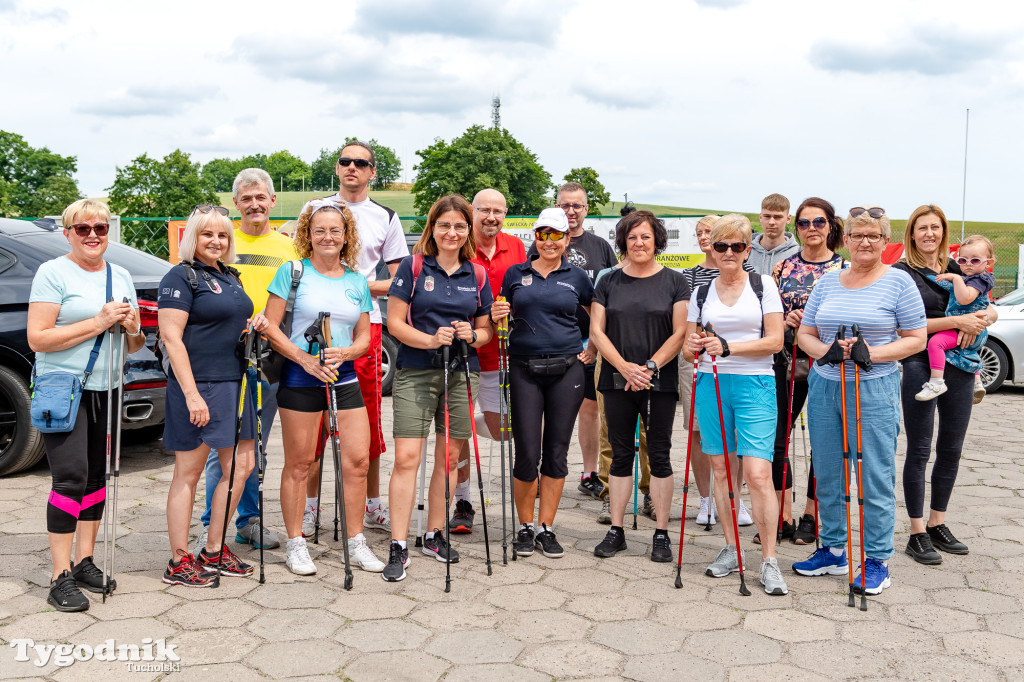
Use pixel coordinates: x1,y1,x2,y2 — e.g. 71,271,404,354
68,223,109,237
535,231,566,242
338,157,374,169
795,217,829,230
955,256,988,266
192,204,229,216
849,206,886,219
712,241,748,254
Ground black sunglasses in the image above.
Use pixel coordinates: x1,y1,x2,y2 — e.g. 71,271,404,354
712,241,748,254
69,223,110,237
192,204,229,216
849,206,886,219
795,217,829,230
338,157,374,169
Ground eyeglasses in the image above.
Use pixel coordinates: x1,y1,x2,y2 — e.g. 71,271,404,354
712,241,748,253
535,231,566,242
795,217,829,230
475,207,507,217
69,223,109,237
847,233,885,244
558,203,586,212
312,228,345,240
338,157,374,169
435,222,469,234
955,256,988,266
193,204,229,217
849,206,886,219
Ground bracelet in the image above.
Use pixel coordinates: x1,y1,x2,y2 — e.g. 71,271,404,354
128,324,143,337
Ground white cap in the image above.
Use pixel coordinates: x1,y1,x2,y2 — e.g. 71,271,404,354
534,207,570,232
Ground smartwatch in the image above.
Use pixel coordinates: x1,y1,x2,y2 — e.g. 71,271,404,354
471,330,478,345
645,360,659,376
719,338,731,358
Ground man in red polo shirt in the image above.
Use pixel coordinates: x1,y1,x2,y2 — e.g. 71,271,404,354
449,188,525,533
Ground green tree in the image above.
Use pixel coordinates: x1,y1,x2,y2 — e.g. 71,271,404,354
412,125,550,215
107,149,218,217
0,130,82,217
310,147,341,191
202,157,243,193
561,167,610,216
266,150,310,192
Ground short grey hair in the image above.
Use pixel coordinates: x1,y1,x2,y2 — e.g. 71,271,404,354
232,168,275,198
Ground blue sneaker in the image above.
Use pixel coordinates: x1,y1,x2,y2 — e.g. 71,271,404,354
852,557,891,594
792,547,848,576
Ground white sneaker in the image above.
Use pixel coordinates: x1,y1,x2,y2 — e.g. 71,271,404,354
285,536,317,575
302,506,322,538
191,525,208,555
347,533,385,572
737,500,753,526
915,379,948,402
364,502,391,531
696,497,717,526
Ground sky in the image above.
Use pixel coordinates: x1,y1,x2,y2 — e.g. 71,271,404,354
3,0,1024,222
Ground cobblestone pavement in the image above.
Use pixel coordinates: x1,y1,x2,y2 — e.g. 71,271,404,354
2,387,1023,681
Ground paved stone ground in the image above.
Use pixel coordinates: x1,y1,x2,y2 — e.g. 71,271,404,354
1,386,1023,681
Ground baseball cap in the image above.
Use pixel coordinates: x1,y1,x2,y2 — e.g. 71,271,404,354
534,207,570,233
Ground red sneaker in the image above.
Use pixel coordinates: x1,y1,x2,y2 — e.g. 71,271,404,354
197,545,254,577
163,553,216,587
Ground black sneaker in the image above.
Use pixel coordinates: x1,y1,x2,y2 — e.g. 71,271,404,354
71,556,116,594
534,526,564,558
48,570,89,612
577,473,603,499
792,513,817,545
594,527,627,558
779,520,796,542
383,542,409,582
651,533,673,563
906,532,942,565
515,525,535,557
927,524,969,555
422,531,460,563
449,499,475,534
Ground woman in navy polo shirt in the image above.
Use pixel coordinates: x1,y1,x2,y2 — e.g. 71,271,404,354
384,194,495,582
160,205,260,587
501,208,594,559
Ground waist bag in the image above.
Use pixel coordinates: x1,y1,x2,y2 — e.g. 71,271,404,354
525,355,576,377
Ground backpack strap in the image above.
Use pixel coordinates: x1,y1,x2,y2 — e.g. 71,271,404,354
407,254,424,326
471,262,487,311
82,263,112,387
695,275,766,335
280,260,303,336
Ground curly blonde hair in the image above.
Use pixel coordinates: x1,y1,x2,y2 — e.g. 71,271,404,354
294,201,361,270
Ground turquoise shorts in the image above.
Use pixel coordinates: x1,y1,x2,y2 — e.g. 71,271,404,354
695,372,776,460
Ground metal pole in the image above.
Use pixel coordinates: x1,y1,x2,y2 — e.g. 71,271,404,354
961,108,969,242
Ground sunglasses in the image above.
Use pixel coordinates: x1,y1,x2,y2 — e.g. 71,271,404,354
712,241,748,254
955,256,988,266
795,217,829,230
535,231,566,242
338,157,374,169
849,206,886,219
69,223,109,237
193,204,229,216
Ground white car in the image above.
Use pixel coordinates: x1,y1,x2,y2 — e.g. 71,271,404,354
980,287,1024,393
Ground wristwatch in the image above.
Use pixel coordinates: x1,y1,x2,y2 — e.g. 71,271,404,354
471,330,478,345
645,360,659,376
719,338,731,357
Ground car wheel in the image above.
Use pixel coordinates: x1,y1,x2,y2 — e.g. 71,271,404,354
979,341,1008,393
381,330,399,397
0,365,47,476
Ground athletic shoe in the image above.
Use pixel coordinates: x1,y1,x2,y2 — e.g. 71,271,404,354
191,525,208,555
792,547,848,576
915,379,947,402
382,542,409,582
927,524,969,555
162,553,215,588
48,570,89,611
705,545,743,577
577,472,603,499
973,375,986,404
197,545,254,577
650,533,673,563
449,499,475,533
905,532,943,565
71,556,116,594
348,533,385,572
696,497,716,526
422,531,460,563
364,502,391,532
792,513,817,545
852,557,891,595
515,525,535,557
760,557,789,595
755,520,796,545
597,500,611,525
641,494,655,520
285,536,317,575
594,527,627,558
534,526,564,558
302,506,322,538
235,517,280,549
737,500,753,526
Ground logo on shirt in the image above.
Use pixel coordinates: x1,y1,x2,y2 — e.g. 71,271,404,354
346,289,361,305
424,276,435,292
521,274,533,286
567,248,587,269
457,286,476,292
395,277,404,287
556,281,577,293
172,290,181,298
207,278,222,294
161,287,171,295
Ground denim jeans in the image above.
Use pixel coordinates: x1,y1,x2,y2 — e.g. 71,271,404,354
807,369,900,560
200,374,278,529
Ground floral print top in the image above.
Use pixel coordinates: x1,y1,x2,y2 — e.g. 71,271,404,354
772,252,847,315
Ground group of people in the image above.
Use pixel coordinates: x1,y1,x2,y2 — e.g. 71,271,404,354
28,148,996,609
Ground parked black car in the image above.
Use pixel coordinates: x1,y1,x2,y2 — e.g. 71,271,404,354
0,218,171,476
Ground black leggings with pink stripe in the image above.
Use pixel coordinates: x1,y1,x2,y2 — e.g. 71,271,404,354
43,389,120,534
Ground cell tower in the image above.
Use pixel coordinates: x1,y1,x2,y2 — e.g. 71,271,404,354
492,95,501,129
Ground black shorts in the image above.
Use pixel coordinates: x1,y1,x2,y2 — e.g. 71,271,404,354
583,361,597,401
277,381,364,413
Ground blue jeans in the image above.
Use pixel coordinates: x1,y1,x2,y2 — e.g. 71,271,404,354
807,369,900,560
200,373,278,530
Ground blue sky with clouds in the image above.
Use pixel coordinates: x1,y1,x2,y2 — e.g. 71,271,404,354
3,0,1022,221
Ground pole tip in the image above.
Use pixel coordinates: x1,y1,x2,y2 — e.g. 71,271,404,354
739,576,751,596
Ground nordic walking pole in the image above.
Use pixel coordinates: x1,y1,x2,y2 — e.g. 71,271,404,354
851,324,873,611
828,325,856,608
214,365,249,588
320,313,353,589
250,329,267,584
803,412,819,551
461,340,493,575
101,296,115,603
109,310,127,594
633,417,640,531
704,323,750,596
705,467,714,532
497,316,508,563
442,344,453,593
500,318,517,562
778,338,798,539
675,351,700,588
304,323,328,545
414,440,427,547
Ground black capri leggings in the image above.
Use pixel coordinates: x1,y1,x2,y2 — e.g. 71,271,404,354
43,389,120,534
772,361,808,491
510,358,585,482
604,389,677,479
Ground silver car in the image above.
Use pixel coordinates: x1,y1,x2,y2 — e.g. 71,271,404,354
979,287,1024,392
